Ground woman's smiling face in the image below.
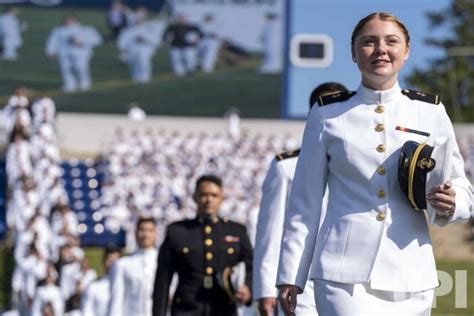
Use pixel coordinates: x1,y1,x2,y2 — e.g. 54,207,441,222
352,17,410,90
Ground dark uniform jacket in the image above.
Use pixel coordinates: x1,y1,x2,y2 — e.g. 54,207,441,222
152,215,253,316
162,24,203,48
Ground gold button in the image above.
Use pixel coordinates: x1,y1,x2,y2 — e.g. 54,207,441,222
376,167,386,175
227,248,235,255
377,190,386,199
204,226,212,234
375,105,384,113
376,144,385,153
375,124,384,132
212,217,219,224
206,252,213,260
206,267,213,274
204,239,213,246
376,212,386,221
182,247,189,254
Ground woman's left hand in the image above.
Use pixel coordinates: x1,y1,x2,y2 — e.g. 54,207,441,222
426,181,456,217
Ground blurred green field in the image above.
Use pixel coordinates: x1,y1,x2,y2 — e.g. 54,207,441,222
0,6,281,118
0,245,473,314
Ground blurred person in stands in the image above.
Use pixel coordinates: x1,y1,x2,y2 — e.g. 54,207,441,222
6,129,32,188
253,82,347,316
51,202,79,237
162,14,203,77
31,262,64,316
107,0,128,41
108,217,158,316
5,85,29,110
0,6,25,60
117,9,160,84
153,174,253,316
46,15,102,93
3,86,30,137
21,242,48,312
9,174,39,233
82,246,122,316
60,248,91,302
64,257,98,315
198,13,221,73
224,107,241,141
12,241,47,314
258,12,283,74
31,96,56,130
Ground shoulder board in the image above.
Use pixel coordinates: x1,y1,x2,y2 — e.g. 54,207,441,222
275,149,300,161
401,89,440,105
317,91,356,107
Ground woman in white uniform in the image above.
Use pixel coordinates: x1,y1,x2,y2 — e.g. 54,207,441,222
276,12,472,316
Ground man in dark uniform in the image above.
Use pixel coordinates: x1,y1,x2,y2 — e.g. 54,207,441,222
152,175,253,316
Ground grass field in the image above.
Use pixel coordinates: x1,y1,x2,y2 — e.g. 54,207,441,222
0,6,281,118
0,245,473,314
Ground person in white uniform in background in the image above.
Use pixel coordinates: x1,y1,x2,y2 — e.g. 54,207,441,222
127,102,147,121
46,15,102,93
31,263,64,316
0,6,24,61
258,12,283,75
117,9,160,84
253,82,347,316
277,12,472,316
108,217,159,316
198,13,221,73
81,246,122,316
107,0,128,41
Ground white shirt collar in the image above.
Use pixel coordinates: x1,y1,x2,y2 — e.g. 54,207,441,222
137,247,158,259
356,81,401,104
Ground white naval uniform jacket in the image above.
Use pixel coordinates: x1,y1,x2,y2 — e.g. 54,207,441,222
277,82,472,293
81,276,111,316
253,153,317,315
108,248,158,316
46,24,102,60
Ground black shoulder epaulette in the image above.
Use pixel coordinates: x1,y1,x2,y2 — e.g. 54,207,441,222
275,149,300,161
401,89,440,105
317,91,356,107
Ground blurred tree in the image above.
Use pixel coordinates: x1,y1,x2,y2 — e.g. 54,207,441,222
405,0,474,122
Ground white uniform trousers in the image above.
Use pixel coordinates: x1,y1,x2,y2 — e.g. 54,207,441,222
199,37,220,73
59,53,91,92
3,39,20,60
128,49,153,83
314,280,433,316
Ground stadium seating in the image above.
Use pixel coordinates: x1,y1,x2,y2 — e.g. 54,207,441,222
60,158,125,247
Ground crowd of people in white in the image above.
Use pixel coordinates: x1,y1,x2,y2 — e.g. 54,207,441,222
100,126,300,251
2,87,93,316
0,86,300,315
0,1,281,92
1,85,474,315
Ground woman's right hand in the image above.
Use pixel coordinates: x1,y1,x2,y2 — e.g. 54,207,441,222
278,284,299,316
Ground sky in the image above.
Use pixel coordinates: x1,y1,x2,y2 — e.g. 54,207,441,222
285,0,453,117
